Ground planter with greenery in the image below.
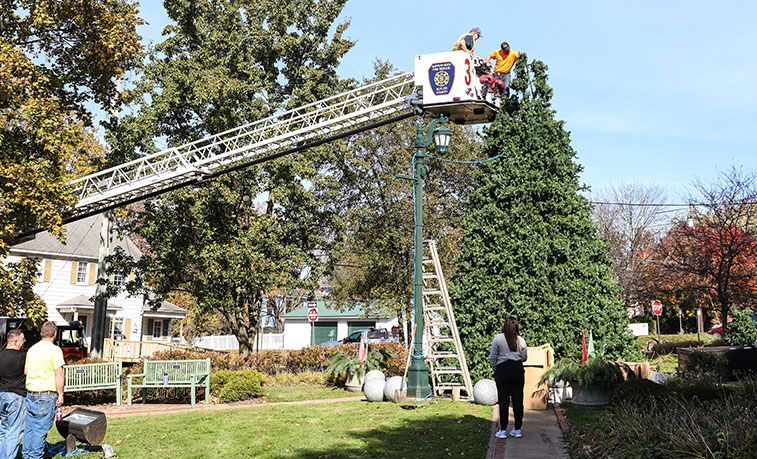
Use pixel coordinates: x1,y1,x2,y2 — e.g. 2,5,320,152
326,347,395,392
542,357,627,408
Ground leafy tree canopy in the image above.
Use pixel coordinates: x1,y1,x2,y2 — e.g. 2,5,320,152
106,0,354,353
0,0,143,321
327,62,484,326
448,55,636,381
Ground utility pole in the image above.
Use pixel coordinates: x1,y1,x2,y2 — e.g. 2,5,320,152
91,211,112,358
91,78,121,359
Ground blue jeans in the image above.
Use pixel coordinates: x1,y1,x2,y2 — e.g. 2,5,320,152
0,392,25,459
21,393,56,459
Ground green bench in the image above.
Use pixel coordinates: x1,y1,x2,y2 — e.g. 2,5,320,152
64,361,123,406
127,358,211,406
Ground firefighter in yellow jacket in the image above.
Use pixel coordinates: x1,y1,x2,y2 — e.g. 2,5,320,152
452,27,482,56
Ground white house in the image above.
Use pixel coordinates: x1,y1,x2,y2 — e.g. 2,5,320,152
282,300,398,349
6,214,187,343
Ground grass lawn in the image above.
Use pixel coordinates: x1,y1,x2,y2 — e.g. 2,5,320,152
47,399,491,458
264,386,356,403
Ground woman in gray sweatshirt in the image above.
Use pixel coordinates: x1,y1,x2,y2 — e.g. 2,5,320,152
489,317,528,439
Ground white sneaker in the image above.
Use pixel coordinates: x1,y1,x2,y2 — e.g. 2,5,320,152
510,429,522,438
495,429,508,439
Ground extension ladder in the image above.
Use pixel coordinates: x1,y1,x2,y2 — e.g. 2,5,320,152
421,239,473,399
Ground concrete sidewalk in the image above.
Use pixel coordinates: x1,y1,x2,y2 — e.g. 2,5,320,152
486,405,568,459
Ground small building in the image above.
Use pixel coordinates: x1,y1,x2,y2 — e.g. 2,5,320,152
282,300,398,349
6,214,187,343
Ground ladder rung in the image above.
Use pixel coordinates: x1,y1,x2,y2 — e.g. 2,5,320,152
424,304,445,310
422,258,433,264
428,352,459,359
423,289,442,296
434,369,464,375
422,273,438,279
428,337,454,343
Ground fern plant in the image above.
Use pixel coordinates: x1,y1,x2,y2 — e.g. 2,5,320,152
541,357,627,388
325,347,395,381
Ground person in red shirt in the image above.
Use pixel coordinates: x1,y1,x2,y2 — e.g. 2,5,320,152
485,42,520,96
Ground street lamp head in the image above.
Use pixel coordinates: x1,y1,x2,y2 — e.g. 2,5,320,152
432,124,453,155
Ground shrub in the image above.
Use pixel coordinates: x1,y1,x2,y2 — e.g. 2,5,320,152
131,343,407,377
727,308,757,346
210,370,265,403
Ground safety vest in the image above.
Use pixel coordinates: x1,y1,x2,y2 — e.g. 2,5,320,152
452,33,476,52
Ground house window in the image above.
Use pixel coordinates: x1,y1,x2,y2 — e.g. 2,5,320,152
152,320,162,338
112,274,124,286
76,262,88,284
112,317,124,338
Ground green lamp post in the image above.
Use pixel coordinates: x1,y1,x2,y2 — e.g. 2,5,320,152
407,115,453,399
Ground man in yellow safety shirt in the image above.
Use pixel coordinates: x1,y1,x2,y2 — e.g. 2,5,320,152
486,42,520,96
452,27,482,56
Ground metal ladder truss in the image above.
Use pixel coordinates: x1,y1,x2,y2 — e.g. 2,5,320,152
67,73,417,217
421,239,473,399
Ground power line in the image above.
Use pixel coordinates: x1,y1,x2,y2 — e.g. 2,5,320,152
590,201,690,207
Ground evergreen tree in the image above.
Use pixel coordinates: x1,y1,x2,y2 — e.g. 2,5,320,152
448,56,635,381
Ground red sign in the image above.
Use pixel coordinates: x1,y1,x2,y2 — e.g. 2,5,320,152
307,308,318,322
651,300,662,316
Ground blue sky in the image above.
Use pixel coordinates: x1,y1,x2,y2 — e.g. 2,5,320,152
135,0,757,201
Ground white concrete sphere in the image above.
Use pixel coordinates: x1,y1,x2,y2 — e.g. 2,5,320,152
363,377,385,402
365,370,386,384
383,376,404,402
473,379,498,406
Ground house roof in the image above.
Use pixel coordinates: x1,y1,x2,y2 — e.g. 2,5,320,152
57,295,122,312
283,300,388,319
142,300,188,318
10,214,142,261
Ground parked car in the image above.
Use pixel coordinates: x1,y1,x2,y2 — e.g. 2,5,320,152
321,328,396,346
707,325,730,338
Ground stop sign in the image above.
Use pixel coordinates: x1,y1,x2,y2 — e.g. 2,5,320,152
651,300,662,316
307,308,318,322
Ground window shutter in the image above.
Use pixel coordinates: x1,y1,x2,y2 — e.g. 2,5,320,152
147,319,154,339
43,259,52,282
164,320,171,337
125,318,131,340
70,262,78,284
88,263,97,286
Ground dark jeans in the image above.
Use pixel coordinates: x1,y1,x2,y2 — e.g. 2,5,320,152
494,360,524,430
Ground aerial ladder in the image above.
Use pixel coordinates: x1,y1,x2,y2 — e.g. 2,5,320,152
58,51,500,391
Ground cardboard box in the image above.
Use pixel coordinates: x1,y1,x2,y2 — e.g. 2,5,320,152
523,347,552,410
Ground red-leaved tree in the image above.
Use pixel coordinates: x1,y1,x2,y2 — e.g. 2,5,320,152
656,168,757,340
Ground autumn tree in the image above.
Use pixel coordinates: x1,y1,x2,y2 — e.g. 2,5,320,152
106,0,354,353
448,56,636,380
657,167,757,341
0,1,143,321
591,182,673,308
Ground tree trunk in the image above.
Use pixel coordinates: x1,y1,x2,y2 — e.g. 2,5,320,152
721,304,729,342
236,324,255,355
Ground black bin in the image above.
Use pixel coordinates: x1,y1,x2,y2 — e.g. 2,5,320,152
56,408,107,452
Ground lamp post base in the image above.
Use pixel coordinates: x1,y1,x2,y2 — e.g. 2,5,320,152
407,358,430,399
